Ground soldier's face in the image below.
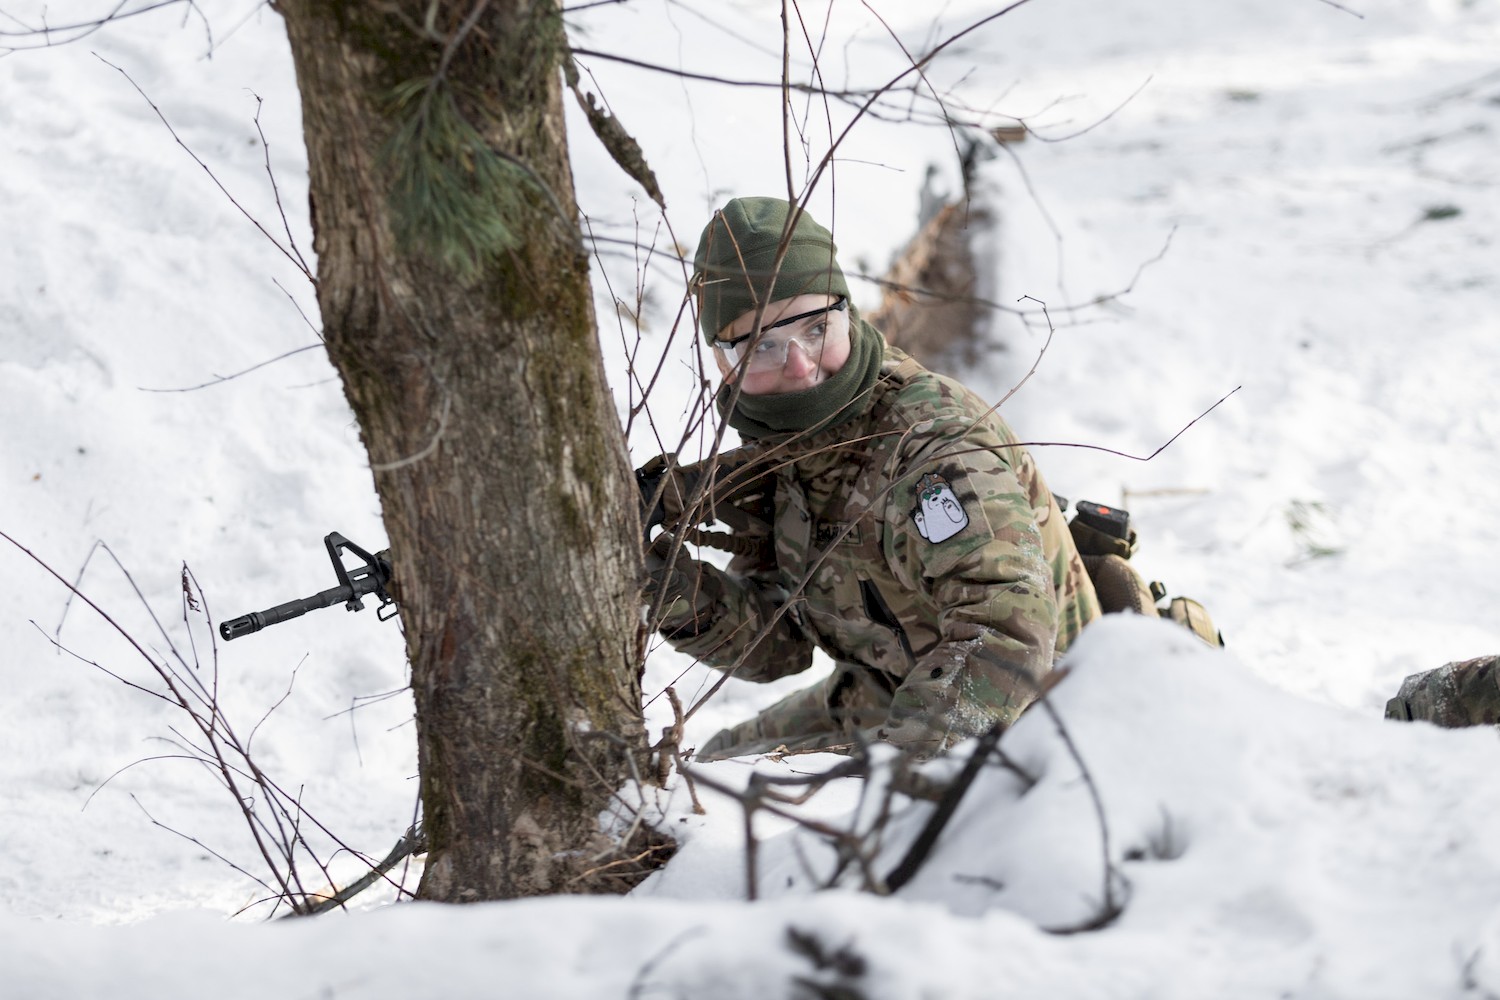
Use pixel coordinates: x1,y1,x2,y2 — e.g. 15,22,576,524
713,294,852,395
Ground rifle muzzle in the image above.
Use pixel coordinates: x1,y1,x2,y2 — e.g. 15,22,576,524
220,613,267,642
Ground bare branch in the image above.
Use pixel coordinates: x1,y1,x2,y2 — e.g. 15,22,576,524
883,720,1008,893
50,539,103,645
1036,696,1130,935
0,0,192,50
129,792,279,897
1024,75,1154,144
92,54,317,287
137,344,323,393
627,927,709,1000
288,825,427,918
1314,0,1366,19
250,91,314,277
369,392,452,472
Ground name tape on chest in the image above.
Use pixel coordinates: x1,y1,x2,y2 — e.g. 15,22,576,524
814,521,863,548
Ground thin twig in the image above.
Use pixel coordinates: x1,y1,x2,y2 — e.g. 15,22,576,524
0,0,184,49
1036,696,1130,935
130,792,279,897
1025,76,1154,144
93,54,317,286
249,91,314,279
137,344,323,392
52,539,103,646
370,393,452,471
627,927,708,1000
1314,0,1365,18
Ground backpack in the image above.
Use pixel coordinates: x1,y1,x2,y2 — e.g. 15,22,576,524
1062,498,1225,648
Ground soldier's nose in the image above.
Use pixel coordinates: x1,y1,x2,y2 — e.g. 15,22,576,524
783,341,817,377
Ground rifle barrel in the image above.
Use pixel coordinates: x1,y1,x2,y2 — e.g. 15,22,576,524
219,583,355,641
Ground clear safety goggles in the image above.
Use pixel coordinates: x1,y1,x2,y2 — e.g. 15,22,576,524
713,297,848,373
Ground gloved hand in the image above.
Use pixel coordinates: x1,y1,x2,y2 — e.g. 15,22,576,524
636,453,700,541
643,532,720,637
636,455,672,539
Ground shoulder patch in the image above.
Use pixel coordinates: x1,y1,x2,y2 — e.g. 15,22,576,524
910,471,970,543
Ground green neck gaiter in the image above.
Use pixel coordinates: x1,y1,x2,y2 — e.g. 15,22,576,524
717,320,886,440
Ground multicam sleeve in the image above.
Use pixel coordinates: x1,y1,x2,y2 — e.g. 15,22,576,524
656,554,817,683
876,418,1060,756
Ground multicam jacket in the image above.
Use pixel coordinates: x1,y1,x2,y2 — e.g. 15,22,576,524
664,346,1101,754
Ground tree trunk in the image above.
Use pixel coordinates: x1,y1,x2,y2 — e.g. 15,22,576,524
278,0,661,900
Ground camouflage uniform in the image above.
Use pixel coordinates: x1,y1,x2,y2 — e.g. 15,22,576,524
1386,655,1500,727
663,346,1101,759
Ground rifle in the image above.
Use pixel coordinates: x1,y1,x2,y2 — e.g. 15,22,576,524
219,532,398,642
636,446,778,558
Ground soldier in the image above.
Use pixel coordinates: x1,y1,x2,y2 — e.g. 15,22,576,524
645,196,1102,760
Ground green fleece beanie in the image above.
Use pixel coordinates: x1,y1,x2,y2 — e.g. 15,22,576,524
692,197,851,342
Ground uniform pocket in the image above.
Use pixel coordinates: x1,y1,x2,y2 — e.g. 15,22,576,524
860,578,916,668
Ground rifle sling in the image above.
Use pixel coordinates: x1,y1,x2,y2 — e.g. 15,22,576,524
682,524,769,559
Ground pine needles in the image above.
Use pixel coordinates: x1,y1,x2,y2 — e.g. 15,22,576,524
382,76,537,280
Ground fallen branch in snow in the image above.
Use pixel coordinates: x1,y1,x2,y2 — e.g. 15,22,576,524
686,756,871,900
687,729,1043,902
785,924,871,1000
883,719,1017,893
681,729,1031,908
1312,0,1366,20
1034,696,1132,935
627,926,709,1000
293,824,427,918
650,687,704,816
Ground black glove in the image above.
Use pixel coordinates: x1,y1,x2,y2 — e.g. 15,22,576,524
643,532,719,638
637,455,672,540
636,453,704,542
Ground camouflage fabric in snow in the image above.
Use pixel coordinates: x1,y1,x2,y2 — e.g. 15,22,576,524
1386,655,1500,728
660,346,1102,759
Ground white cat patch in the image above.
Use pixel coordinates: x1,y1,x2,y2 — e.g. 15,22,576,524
910,472,969,543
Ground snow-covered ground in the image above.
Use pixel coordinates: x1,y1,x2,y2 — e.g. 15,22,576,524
3,0,1499,996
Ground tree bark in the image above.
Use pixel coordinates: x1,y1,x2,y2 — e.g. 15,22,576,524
277,0,660,899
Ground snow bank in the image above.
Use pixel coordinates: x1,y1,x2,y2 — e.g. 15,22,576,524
647,617,1500,998
9,617,1500,998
